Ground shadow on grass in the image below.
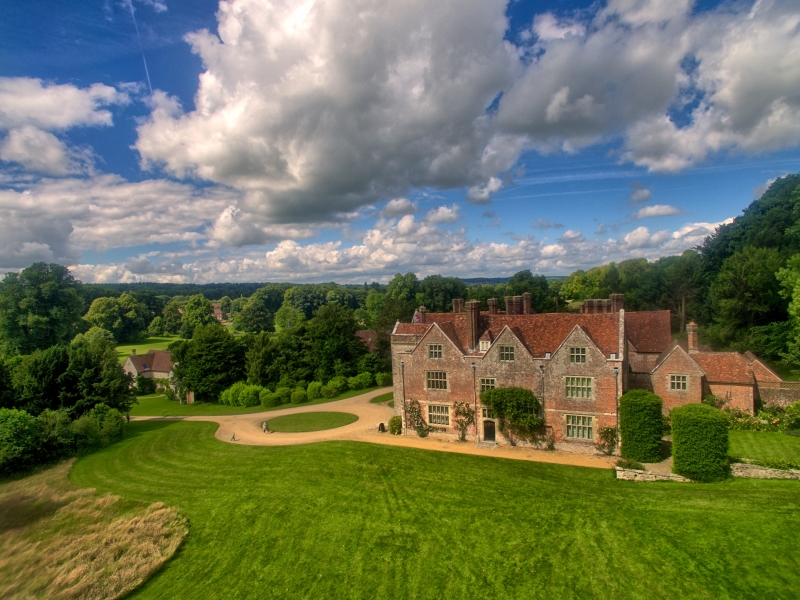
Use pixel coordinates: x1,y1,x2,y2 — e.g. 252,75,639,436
661,439,673,460
125,420,183,440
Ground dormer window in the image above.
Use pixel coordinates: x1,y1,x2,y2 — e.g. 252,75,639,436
479,340,490,352
428,344,443,359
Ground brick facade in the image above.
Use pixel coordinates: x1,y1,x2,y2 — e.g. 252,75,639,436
391,298,783,449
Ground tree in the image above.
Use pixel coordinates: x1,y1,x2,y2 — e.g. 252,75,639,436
416,275,465,312
305,304,366,382
274,304,305,332
162,296,187,334
10,344,70,415
505,270,557,312
662,251,704,331
84,293,148,342
180,294,216,338
386,273,419,302
708,247,786,345
234,295,274,333
0,262,84,355
173,323,245,402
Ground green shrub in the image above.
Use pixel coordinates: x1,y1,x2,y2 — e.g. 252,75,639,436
260,391,283,407
307,381,323,400
0,408,42,476
596,426,618,456
37,409,75,461
275,387,292,404
672,403,730,482
375,372,392,387
71,415,103,453
220,381,248,405
619,390,664,463
135,376,157,396
327,376,349,395
239,384,263,407
388,415,402,435
347,372,373,391
479,387,542,445
321,384,337,398
291,389,308,404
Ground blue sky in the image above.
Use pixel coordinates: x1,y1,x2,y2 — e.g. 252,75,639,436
1,0,800,283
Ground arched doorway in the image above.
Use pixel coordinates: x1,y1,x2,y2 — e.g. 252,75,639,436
483,420,495,442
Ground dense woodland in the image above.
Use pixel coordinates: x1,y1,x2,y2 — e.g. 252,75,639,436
1,174,800,419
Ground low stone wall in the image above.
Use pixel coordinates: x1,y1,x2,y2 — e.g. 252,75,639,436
614,467,690,482
731,463,800,480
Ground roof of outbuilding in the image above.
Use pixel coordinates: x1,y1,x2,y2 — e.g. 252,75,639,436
625,310,672,353
126,350,175,374
690,352,754,384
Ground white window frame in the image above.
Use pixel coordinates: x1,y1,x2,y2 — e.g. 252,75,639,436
480,377,496,392
426,371,448,390
570,347,587,363
565,376,593,399
499,345,515,361
565,414,593,440
428,404,450,426
670,374,688,390
428,344,443,359
479,340,490,352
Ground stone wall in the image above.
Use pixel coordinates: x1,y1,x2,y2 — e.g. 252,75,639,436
757,382,800,408
614,468,690,482
730,463,800,480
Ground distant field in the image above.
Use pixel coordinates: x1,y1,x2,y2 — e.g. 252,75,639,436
130,386,385,417
70,421,800,599
729,430,800,463
117,336,181,364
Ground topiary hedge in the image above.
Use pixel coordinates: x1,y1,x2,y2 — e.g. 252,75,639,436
671,403,730,482
307,381,323,400
619,389,664,463
291,389,308,404
375,372,392,386
388,415,402,435
347,372,374,390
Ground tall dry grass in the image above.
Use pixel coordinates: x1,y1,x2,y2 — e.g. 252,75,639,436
0,460,188,599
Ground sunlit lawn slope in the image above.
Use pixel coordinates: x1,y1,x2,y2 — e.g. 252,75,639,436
729,430,800,463
70,421,800,599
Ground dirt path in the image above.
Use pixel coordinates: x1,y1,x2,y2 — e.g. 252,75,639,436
133,388,615,470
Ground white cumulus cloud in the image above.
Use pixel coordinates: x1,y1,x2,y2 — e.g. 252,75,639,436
635,204,681,218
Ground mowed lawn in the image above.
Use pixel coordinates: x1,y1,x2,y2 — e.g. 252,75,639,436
130,387,385,417
267,412,358,432
729,430,800,463
70,422,800,599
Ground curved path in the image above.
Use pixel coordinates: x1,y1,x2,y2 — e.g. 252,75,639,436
133,387,615,469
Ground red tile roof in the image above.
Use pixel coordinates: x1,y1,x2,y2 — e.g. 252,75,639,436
625,310,672,353
395,311,621,357
127,350,175,375
690,352,754,384
355,330,378,352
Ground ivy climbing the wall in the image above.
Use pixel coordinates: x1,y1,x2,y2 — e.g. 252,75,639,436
452,402,475,441
479,387,543,446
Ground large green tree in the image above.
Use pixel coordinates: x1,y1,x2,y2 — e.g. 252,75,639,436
0,263,84,355
171,323,245,402
83,292,148,342
305,304,366,381
179,294,216,338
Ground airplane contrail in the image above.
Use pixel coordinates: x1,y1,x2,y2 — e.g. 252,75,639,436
126,0,153,96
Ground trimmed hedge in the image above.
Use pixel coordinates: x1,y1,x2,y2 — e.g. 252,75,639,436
671,403,730,482
375,372,392,386
388,415,402,435
260,390,284,407
291,389,309,404
347,372,374,391
619,389,664,463
307,381,323,400
219,381,263,406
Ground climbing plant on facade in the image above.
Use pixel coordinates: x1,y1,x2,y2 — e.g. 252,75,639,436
405,399,431,437
452,402,475,441
479,387,543,446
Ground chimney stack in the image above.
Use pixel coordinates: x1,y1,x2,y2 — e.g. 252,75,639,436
131,349,136,355
611,293,625,312
687,322,699,353
452,298,461,313
522,292,532,314
487,298,498,315
466,300,480,351
504,296,513,314
419,306,426,323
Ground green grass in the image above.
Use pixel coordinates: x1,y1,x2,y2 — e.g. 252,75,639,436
729,430,800,463
267,412,358,432
116,336,181,364
370,392,393,403
69,421,800,599
130,386,384,417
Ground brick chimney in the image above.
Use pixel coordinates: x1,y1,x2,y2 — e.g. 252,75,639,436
131,349,136,355
466,300,480,351
504,296,513,314
687,322,699,353
452,298,461,313
522,292,532,314
611,293,625,312
419,306,426,323
487,298,498,315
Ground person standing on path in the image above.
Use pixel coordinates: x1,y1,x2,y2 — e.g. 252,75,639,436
231,432,236,442
126,412,130,423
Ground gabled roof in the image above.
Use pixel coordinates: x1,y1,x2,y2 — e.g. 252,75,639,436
126,350,174,374
690,352,754,384
625,310,672,353
396,311,621,357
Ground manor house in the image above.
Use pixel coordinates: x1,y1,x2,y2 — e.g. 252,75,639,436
390,294,782,447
